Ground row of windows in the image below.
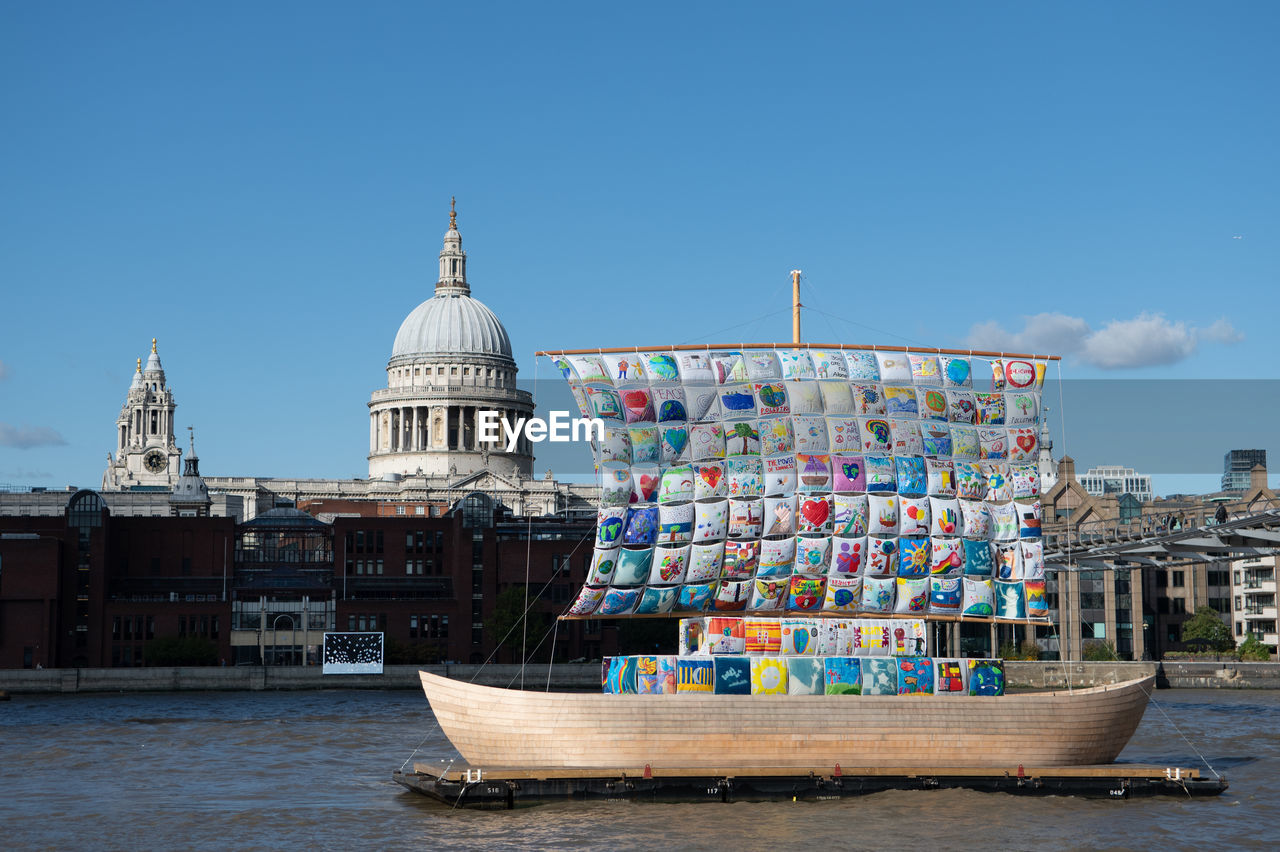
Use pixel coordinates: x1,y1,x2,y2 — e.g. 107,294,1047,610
179,614,219,639
112,615,155,641
409,614,449,639
347,530,385,554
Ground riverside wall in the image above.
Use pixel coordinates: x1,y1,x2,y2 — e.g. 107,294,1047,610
2,661,1279,695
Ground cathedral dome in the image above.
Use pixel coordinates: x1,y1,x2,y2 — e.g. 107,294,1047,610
391,293,512,359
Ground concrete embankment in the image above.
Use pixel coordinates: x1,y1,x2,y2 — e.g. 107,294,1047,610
2,660,1278,694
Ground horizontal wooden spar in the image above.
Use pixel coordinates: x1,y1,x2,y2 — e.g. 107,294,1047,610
558,612,1052,625
536,343,1062,361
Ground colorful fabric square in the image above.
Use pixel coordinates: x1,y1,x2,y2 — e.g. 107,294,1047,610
795,535,831,574
833,494,869,536
1006,391,1039,426
628,428,660,468
568,355,610,384
776,618,814,654
750,657,788,694
676,581,717,611
658,465,694,504
890,418,923,455
753,381,789,416
926,458,957,496
656,503,692,545
995,581,1026,619
1010,463,1041,499
723,539,760,578
852,620,890,656
1003,359,1037,389
831,454,866,492
823,576,863,613
598,426,631,463
1025,579,1048,617
586,386,624,421
636,585,679,614
718,384,756,420
796,454,832,493
1019,500,1042,538
895,577,929,613
655,655,679,693
929,497,960,536
989,501,1019,540
631,463,660,503
825,417,860,454
605,656,638,694
792,414,829,452
825,657,862,694
929,576,962,612
763,495,796,537
614,547,654,585
989,359,1006,391
845,350,880,381
974,392,1005,426
1021,540,1045,580
658,425,688,464
788,576,825,611
898,538,930,578
743,350,781,381
678,618,707,655
909,354,941,385
962,539,994,577
763,454,796,496
642,352,680,383
955,462,985,499
587,546,619,585
941,357,972,388
694,462,727,499
875,352,912,383
883,385,918,418
978,428,1008,460
727,499,763,541
933,658,968,694
757,537,795,577
860,576,895,612
899,496,931,535
744,617,782,654
983,463,1012,501
599,464,631,507
896,657,934,695
968,660,1005,696
676,657,715,693
785,381,823,414
893,620,928,656
861,657,899,695
634,655,660,693
962,578,994,616
786,656,825,694
917,388,949,421
860,417,893,454
725,422,761,457
707,617,746,654
896,456,927,496
685,542,724,582
930,537,964,575
685,387,720,422
692,500,728,543
960,499,990,538
621,388,655,424
830,536,867,576
597,507,627,547
950,425,981,460
650,544,690,584
853,383,886,416
868,494,898,536
713,579,751,611
866,536,898,576
947,390,977,424
819,620,852,655
569,384,593,420
993,542,1020,580
600,587,641,615
776,349,814,380
1008,427,1037,462
726,456,762,499
748,578,787,611
652,386,687,422
677,351,715,383
690,422,725,460
568,585,605,615
811,350,848,380
759,416,794,456
710,351,748,385
920,422,952,457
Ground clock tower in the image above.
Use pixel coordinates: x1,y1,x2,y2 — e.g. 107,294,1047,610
102,339,183,490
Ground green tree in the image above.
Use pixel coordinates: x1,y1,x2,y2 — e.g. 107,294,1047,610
1181,605,1235,653
1238,633,1273,662
146,636,218,666
487,585,552,663
1082,639,1117,661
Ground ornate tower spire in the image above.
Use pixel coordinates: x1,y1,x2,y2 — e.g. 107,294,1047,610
436,198,470,296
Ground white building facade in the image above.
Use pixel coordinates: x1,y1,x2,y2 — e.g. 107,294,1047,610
1076,465,1154,503
1233,554,1278,646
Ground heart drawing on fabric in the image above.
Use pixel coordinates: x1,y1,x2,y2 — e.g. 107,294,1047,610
1016,434,1036,453
841,462,860,482
801,499,830,527
664,429,688,455
700,466,722,489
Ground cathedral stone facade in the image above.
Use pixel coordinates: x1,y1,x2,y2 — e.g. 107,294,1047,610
101,340,182,491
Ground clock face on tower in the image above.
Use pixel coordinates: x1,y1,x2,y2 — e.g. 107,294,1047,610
144,450,167,473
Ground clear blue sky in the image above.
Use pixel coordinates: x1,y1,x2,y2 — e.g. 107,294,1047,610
1,1,1276,495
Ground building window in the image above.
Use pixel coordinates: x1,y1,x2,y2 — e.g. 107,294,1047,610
1171,571,1185,587
396,506,406,516
1171,598,1187,615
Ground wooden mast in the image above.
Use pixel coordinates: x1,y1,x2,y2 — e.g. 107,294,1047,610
790,269,802,344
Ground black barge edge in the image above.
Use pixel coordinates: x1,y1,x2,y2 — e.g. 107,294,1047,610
392,762,1228,809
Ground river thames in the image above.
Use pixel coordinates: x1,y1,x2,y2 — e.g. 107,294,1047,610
1,686,1274,850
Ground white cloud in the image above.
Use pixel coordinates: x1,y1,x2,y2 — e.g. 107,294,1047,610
965,311,1244,370
0,423,67,449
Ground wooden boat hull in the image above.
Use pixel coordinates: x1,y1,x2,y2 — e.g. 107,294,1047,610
419,671,1153,770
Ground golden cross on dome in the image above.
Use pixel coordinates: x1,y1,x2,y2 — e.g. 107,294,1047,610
136,358,141,372
449,197,457,230
151,338,157,353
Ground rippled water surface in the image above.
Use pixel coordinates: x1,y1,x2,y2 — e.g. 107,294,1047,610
1,686,1274,850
